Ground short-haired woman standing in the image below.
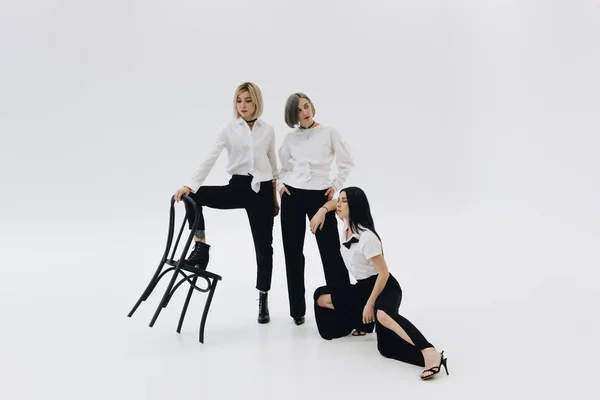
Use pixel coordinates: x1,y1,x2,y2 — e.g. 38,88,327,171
173,82,279,324
277,92,354,325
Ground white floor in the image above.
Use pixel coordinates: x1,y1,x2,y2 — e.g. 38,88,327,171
1,208,598,400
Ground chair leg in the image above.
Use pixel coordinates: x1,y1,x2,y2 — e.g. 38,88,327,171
199,279,219,343
128,297,144,318
128,260,168,317
177,276,197,333
149,265,180,327
143,273,164,301
129,200,177,318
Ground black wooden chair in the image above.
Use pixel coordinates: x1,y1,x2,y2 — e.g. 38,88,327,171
128,195,222,343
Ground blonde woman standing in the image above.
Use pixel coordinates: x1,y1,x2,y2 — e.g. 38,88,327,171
174,82,279,324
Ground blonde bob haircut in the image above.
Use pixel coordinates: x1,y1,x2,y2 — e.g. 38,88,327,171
233,82,264,120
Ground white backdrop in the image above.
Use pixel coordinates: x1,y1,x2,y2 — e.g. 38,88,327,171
1,1,599,399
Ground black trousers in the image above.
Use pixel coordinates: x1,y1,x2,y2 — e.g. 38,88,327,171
184,174,275,291
314,274,433,367
280,185,350,319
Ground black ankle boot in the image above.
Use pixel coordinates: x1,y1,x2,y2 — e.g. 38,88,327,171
185,241,210,270
258,291,270,324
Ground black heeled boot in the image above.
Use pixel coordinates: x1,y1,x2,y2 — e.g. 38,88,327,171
258,291,270,324
185,241,210,270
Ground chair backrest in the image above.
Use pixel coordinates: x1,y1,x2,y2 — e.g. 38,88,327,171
166,195,199,263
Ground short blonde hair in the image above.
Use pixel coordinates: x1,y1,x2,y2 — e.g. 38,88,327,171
233,82,264,120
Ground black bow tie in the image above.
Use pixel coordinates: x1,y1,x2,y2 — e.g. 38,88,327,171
343,236,359,249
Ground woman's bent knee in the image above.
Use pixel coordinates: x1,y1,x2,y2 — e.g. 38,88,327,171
313,285,330,301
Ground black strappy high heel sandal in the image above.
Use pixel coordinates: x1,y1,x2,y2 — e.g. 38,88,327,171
420,351,449,380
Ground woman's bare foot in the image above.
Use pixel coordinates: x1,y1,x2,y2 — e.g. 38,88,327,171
351,329,367,336
420,348,443,379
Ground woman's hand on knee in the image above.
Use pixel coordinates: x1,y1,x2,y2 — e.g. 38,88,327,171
362,301,375,324
174,186,191,202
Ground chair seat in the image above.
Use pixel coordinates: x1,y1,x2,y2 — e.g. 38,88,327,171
165,259,223,281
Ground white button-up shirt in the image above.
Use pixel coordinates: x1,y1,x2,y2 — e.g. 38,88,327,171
187,118,277,193
277,124,354,193
340,225,383,281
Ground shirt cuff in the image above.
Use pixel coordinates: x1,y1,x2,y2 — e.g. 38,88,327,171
187,183,200,194
332,181,343,193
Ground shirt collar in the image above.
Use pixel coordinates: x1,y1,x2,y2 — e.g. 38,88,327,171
236,116,261,126
295,123,320,132
343,220,364,241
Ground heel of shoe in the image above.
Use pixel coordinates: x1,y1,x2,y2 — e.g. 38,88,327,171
420,350,448,380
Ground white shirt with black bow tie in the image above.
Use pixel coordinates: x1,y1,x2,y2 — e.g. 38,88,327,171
340,224,383,281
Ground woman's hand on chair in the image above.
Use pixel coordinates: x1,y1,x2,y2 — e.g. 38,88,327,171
174,186,191,202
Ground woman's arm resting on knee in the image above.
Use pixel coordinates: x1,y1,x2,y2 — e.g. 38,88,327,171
310,198,338,233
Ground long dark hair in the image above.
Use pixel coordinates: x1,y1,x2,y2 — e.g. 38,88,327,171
342,186,383,246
